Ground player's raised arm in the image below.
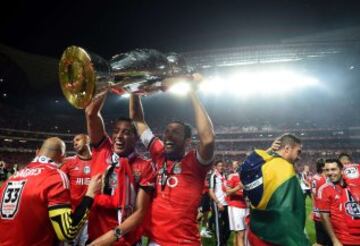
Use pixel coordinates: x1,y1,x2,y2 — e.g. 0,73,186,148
129,94,150,137
190,90,215,165
85,91,108,145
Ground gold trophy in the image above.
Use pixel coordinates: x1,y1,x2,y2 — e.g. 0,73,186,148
59,46,193,109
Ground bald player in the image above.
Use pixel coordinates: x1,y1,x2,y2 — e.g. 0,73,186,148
0,137,102,246
61,134,93,246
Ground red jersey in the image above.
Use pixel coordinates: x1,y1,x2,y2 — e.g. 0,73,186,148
146,138,210,246
61,155,92,209
317,182,360,244
0,156,70,246
88,137,154,244
310,173,327,221
226,173,247,208
343,163,360,202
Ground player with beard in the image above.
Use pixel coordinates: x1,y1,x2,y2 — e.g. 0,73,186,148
242,134,309,246
129,87,215,245
85,93,155,246
61,134,92,246
318,159,360,246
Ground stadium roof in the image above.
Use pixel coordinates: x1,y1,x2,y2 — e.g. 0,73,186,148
282,26,360,43
184,27,360,69
0,43,58,90
1,26,360,91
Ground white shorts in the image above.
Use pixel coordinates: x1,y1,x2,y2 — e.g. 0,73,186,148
228,206,248,231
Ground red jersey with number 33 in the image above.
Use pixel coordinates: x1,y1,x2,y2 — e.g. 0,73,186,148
0,156,70,246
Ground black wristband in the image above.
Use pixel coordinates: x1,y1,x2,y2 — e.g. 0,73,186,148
71,196,94,224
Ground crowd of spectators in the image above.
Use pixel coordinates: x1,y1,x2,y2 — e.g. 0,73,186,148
1,104,360,177
1,130,359,175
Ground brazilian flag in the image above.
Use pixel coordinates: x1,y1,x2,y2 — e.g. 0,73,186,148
239,150,309,246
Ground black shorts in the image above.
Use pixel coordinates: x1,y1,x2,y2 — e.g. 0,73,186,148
315,220,332,246
199,192,211,213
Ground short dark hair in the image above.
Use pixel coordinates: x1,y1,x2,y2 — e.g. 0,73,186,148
338,152,352,162
115,117,137,136
169,120,192,139
316,158,325,173
278,133,301,149
325,158,343,169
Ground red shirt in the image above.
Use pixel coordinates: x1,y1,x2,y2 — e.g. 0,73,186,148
88,137,154,244
146,138,210,246
343,163,360,203
310,173,327,221
317,182,360,245
61,155,92,209
0,156,70,246
226,173,247,208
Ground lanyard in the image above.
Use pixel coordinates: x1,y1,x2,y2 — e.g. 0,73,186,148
159,159,177,191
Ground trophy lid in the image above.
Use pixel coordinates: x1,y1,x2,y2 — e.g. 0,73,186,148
59,46,96,109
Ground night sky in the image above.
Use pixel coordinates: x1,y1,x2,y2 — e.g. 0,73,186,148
2,0,360,58
1,0,360,127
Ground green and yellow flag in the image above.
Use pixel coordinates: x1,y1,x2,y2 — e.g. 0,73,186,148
239,150,309,246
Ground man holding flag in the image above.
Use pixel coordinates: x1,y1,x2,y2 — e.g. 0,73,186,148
239,134,309,246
